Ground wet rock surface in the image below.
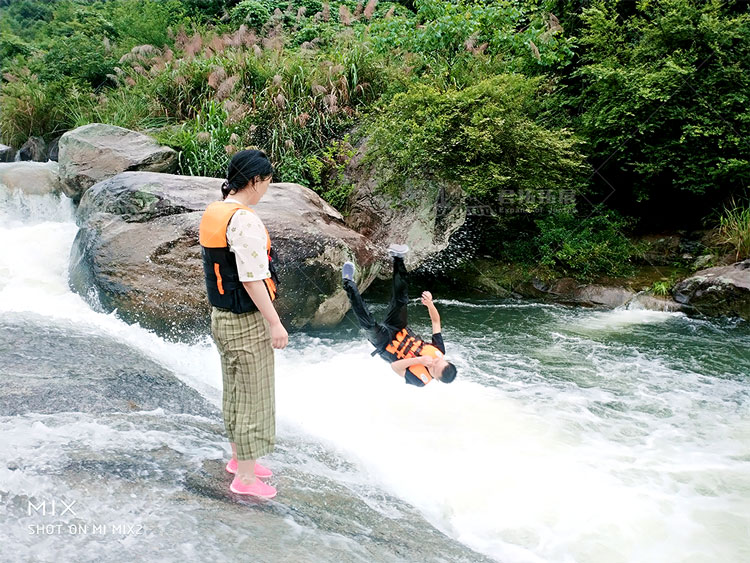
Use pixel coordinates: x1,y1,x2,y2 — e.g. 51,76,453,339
0,161,61,195
516,277,637,308
0,313,492,563
342,135,467,271
0,313,215,418
673,259,750,320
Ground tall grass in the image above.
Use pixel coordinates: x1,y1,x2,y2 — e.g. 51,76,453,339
157,101,240,177
66,88,171,131
0,75,74,145
718,199,750,261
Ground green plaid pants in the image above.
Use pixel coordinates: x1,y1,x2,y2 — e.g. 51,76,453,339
211,307,276,460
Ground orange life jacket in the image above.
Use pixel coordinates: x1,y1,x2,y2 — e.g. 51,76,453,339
384,328,444,385
199,201,278,313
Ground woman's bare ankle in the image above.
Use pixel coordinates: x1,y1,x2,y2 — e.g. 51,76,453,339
237,473,256,485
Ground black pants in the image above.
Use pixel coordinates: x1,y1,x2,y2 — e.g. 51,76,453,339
343,257,408,355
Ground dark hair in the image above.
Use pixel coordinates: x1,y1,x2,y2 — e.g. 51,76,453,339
221,149,274,200
440,362,457,384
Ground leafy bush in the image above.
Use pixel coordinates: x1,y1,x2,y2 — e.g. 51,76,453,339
321,181,354,210
534,208,637,281
0,33,32,61
651,280,672,296
306,136,356,208
39,33,118,86
369,0,575,83
231,0,272,29
107,0,189,49
568,0,750,207
5,0,53,22
182,0,229,20
364,73,588,204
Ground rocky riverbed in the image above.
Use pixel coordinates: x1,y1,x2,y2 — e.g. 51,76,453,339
0,311,491,563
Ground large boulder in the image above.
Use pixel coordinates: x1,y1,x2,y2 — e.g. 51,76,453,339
342,136,466,270
58,123,177,202
69,172,380,336
516,277,637,308
47,135,61,162
0,161,60,195
0,144,15,162
672,260,750,320
18,136,47,161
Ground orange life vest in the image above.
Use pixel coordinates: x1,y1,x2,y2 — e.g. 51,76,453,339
384,328,444,385
199,201,278,313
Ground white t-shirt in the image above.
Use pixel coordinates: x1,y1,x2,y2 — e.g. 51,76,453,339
223,198,271,283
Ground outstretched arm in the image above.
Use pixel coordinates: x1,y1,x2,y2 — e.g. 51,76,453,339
421,291,441,334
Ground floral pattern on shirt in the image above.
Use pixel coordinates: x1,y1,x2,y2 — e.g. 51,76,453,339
226,208,271,282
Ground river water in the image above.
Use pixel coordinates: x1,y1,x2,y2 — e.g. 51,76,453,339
1,186,749,563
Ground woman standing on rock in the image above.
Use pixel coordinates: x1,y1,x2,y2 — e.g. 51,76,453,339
199,149,287,500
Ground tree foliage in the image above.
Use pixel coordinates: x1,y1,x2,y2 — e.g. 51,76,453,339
364,73,589,203
1,0,748,280
567,0,750,205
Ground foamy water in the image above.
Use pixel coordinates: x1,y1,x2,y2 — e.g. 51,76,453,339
1,186,749,562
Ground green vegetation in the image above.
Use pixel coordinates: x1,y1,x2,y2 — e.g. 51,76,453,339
533,208,637,282
1,0,748,282
651,280,672,297
157,101,243,177
564,0,750,221
364,74,588,202
717,199,750,261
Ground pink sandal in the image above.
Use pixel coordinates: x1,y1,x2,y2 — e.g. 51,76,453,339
229,476,277,499
225,458,273,479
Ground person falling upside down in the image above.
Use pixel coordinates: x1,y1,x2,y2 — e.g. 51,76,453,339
342,244,457,387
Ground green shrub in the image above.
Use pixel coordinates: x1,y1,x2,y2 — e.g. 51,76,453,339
321,181,354,210
568,0,750,206
364,74,588,205
108,0,189,49
534,208,637,281
39,33,118,86
289,21,341,48
6,0,53,23
651,280,672,296
0,33,32,62
369,0,575,82
279,0,323,16
231,0,272,29
182,0,228,20
307,136,355,208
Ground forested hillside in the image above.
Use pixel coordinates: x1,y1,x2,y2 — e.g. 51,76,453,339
2,0,748,281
